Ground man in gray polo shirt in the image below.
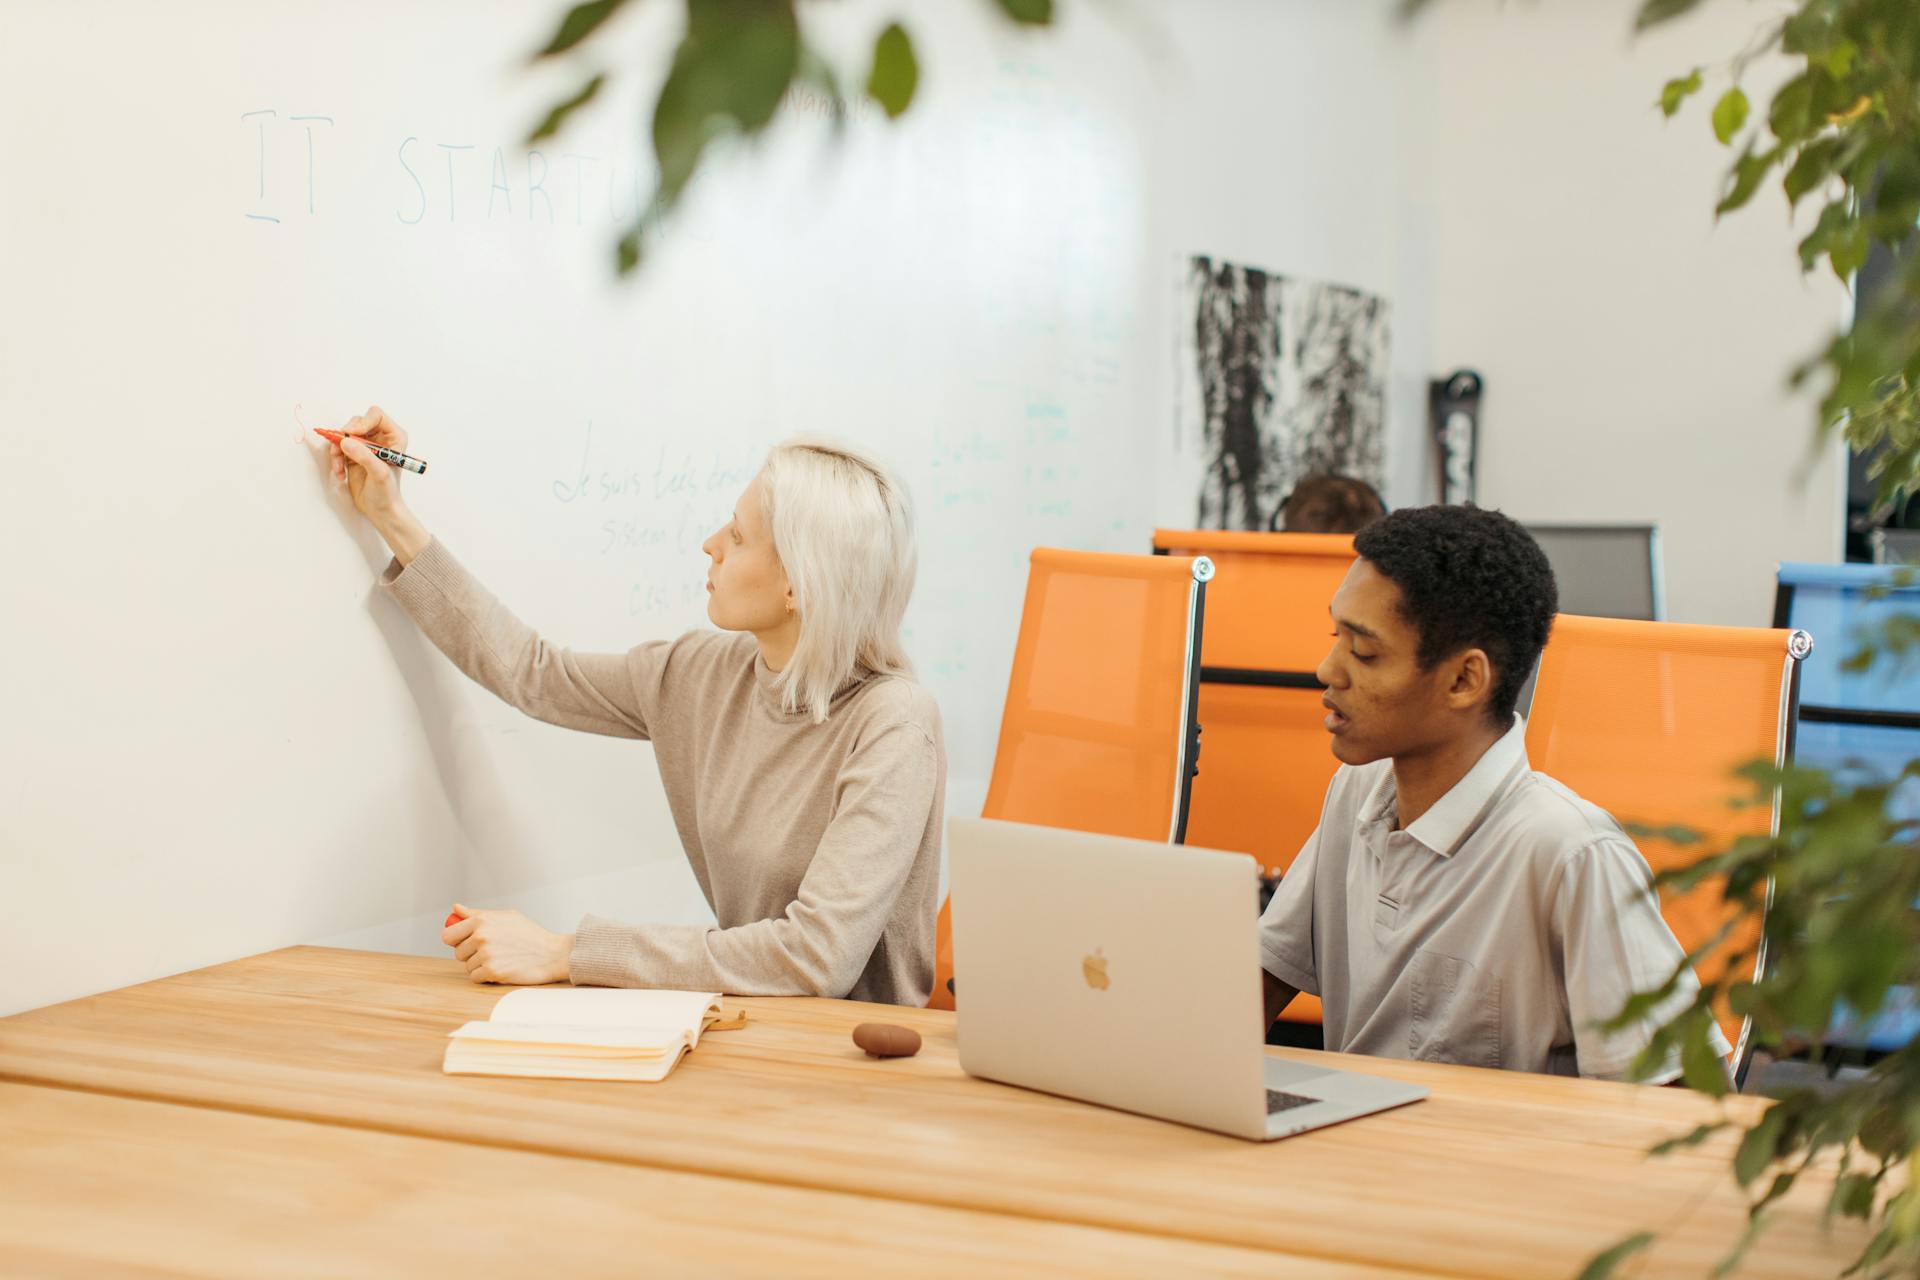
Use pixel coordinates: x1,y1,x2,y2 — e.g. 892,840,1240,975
1259,505,1729,1082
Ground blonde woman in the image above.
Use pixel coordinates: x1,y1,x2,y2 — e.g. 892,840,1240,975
327,407,944,1005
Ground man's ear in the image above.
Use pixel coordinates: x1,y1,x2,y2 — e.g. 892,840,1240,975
1446,647,1495,715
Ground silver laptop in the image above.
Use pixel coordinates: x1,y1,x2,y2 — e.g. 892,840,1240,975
947,816,1428,1141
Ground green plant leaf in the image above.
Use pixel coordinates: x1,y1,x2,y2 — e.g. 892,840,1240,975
1578,1232,1655,1280
1843,1226,1897,1277
527,72,606,144
1832,1173,1878,1220
1893,1179,1920,1247
1831,224,1871,285
1753,1169,1799,1216
993,0,1054,23
1712,87,1750,145
650,0,801,201
1650,1120,1731,1156
1782,7,1838,58
1635,0,1707,31
1783,137,1840,206
1873,155,1920,240
1626,821,1702,846
535,0,630,58
1838,133,1886,194
1659,68,1703,117
1859,1105,1910,1159
1767,73,1814,144
1711,1207,1777,1279
1798,199,1852,271
1717,145,1780,216
866,23,919,119
1683,1016,1731,1096
1598,952,1698,1034
1734,1106,1788,1187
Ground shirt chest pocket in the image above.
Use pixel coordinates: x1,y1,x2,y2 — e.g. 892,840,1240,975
1408,950,1502,1070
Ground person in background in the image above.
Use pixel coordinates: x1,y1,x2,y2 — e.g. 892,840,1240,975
1259,505,1726,1082
325,407,944,1006
1274,474,1387,534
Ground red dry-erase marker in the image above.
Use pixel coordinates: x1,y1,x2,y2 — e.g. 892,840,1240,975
444,908,466,929
314,427,429,475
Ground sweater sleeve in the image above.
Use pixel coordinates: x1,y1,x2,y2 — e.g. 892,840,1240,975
379,539,668,740
568,721,940,998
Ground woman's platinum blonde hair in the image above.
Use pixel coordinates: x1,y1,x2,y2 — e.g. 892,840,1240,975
760,437,917,722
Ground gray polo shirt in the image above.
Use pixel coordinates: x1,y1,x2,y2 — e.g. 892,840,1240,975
1258,718,1730,1081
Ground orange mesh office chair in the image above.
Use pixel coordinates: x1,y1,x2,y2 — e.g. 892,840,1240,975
1151,530,1360,1028
1150,529,1356,872
928,548,1212,1011
1525,615,1811,1071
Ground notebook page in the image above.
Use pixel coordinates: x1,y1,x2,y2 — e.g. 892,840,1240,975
447,1023,691,1052
486,987,721,1031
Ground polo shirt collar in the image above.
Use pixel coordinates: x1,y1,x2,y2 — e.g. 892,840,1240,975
1362,717,1530,857
1403,716,1529,856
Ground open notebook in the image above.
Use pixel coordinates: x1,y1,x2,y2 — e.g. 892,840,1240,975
444,988,744,1082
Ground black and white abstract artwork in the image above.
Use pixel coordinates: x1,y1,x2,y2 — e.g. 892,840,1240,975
1177,256,1390,531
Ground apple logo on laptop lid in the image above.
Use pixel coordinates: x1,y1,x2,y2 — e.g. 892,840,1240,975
1082,948,1111,990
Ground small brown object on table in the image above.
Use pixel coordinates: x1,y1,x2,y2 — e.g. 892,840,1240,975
852,1022,921,1058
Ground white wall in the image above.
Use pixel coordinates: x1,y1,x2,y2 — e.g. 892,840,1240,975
1139,1,1436,518
1410,0,1848,626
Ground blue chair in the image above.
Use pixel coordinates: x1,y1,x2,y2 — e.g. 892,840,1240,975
1774,563,1920,1055
1774,563,1920,811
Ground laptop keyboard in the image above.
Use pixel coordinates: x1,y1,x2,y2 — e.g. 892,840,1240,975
1266,1088,1319,1115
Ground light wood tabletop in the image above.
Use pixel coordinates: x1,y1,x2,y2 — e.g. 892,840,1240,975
0,1081,1359,1279
0,946,1873,1278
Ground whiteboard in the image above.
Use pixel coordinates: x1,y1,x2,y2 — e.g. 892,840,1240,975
0,0,1425,1015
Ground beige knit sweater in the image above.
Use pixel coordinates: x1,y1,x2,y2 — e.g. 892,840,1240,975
381,540,945,1006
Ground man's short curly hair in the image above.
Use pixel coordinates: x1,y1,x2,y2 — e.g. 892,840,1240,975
1351,505,1558,724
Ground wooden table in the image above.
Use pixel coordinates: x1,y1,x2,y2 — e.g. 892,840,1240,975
0,947,1873,1277
1,1083,1343,1279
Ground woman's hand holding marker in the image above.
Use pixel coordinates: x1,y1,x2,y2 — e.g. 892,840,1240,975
324,404,434,567
441,902,576,986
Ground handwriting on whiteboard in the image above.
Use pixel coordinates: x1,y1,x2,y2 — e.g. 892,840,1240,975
239,108,647,229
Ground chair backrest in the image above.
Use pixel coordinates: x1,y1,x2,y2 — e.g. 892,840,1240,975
928,548,1212,1010
1150,529,1359,876
1185,684,1337,875
1151,529,1356,672
1524,524,1665,621
1775,562,1920,722
1525,614,1810,1067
